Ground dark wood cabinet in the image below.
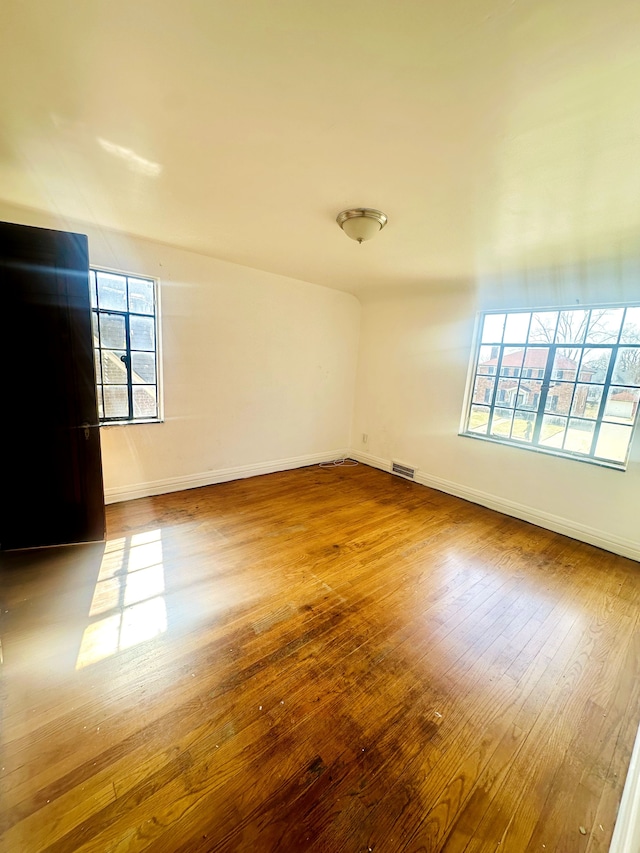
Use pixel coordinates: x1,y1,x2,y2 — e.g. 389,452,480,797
0,221,105,550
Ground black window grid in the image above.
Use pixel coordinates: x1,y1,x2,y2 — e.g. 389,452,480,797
465,306,640,467
91,270,159,423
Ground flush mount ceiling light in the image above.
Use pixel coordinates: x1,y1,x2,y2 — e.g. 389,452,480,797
336,208,388,244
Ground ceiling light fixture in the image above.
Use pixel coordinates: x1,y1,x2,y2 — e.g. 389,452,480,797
336,208,388,244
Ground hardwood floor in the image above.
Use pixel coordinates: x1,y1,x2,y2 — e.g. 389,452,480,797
1,463,639,852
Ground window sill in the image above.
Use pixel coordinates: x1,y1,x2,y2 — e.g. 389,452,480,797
100,419,164,428
459,430,627,471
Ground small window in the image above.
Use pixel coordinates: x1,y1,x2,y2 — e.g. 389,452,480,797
462,305,640,468
90,269,161,423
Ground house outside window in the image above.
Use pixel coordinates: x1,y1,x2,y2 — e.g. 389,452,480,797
462,305,640,468
90,269,161,424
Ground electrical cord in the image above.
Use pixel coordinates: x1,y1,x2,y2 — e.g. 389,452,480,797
319,457,359,469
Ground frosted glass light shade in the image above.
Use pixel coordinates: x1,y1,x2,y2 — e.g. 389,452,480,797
336,208,388,243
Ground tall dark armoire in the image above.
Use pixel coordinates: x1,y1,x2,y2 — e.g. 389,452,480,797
0,221,105,550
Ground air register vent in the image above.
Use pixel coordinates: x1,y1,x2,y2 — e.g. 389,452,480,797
391,461,416,480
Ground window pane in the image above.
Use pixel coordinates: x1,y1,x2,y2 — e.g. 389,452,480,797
523,347,549,379
595,423,633,463
94,350,102,384
620,307,640,344
128,278,154,315
496,378,518,408
97,272,127,311
603,387,640,424
579,348,611,383
97,387,104,419
490,408,513,437
130,316,155,351
586,308,624,344
503,313,530,344
100,314,126,349
91,312,100,347
477,345,499,374
555,310,588,344
564,419,595,454
545,382,574,416
131,352,156,384
468,405,490,434
612,347,640,386
551,351,577,382
482,314,505,343
133,386,157,419
472,376,494,405
517,379,542,411
500,347,524,376
102,351,128,384
571,384,602,419
511,411,535,442
529,312,558,343
540,415,567,448
103,386,129,419
89,270,98,307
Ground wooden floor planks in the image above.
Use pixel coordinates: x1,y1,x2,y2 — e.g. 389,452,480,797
1,463,639,852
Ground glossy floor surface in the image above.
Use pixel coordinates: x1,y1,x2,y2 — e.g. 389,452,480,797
1,464,639,852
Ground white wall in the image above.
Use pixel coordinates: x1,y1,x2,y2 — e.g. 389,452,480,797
0,202,360,502
351,266,640,561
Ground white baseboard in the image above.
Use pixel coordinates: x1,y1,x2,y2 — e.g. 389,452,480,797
349,450,640,562
610,722,640,853
104,449,348,504
352,450,392,472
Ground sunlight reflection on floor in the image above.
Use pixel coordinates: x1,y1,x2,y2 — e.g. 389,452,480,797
76,530,167,669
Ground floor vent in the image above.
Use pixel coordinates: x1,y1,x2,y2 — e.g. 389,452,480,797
391,461,416,480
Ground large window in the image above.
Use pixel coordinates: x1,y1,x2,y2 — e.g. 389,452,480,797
462,305,640,468
90,269,160,423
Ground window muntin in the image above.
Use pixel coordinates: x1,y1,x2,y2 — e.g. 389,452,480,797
463,305,640,468
90,269,160,423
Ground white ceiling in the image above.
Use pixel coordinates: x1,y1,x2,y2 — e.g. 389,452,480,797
2,0,640,295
